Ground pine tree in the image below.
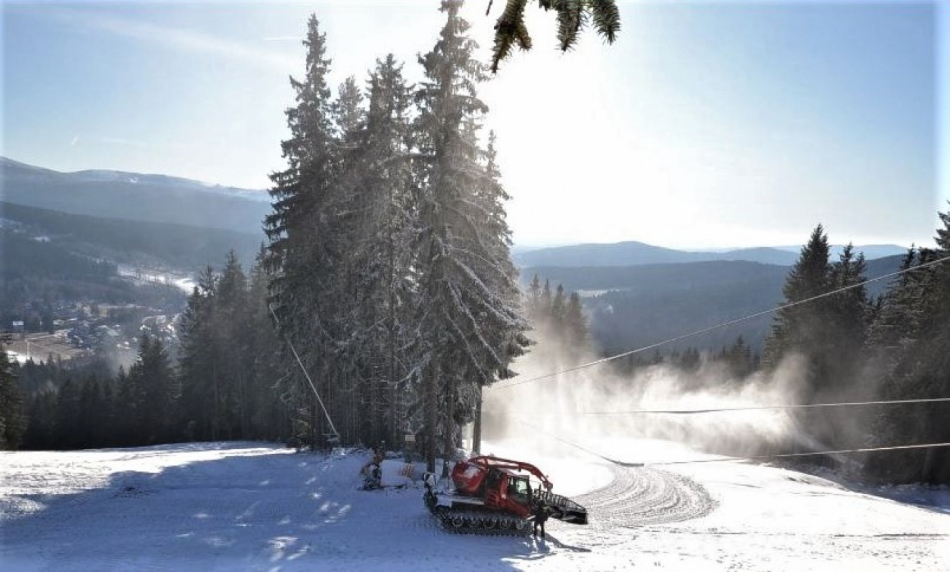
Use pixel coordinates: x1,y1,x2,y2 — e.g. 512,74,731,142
414,0,529,471
337,55,419,447
113,366,135,446
246,247,292,442
726,335,753,379
21,390,55,450
764,226,873,454
868,205,950,483
489,0,621,72
53,378,80,449
0,339,25,450
264,14,344,447
763,224,833,396
128,335,176,444
539,279,553,327
551,283,566,328
213,252,250,439
826,243,869,389
527,274,542,318
178,268,218,441
564,291,588,347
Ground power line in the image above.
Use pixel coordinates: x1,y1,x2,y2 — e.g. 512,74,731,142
578,396,950,416
647,442,950,467
493,252,950,391
268,304,340,440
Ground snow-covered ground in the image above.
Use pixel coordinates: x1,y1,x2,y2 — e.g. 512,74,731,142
2,439,948,571
117,264,196,293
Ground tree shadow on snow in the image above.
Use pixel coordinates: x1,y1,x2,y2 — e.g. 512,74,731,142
1,444,550,570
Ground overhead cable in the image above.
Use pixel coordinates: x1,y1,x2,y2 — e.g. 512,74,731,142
579,396,950,416
493,252,950,391
512,416,950,468
269,304,340,440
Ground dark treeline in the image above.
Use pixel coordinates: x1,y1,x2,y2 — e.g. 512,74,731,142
612,335,759,381
6,250,290,450
756,211,950,483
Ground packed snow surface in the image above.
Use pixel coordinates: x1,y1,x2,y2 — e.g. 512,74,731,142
1,439,948,571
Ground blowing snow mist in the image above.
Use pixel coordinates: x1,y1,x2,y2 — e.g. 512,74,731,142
483,330,820,464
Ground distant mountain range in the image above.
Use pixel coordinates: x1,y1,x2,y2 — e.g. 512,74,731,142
514,240,908,268
1,156,911,357
1,156,270,236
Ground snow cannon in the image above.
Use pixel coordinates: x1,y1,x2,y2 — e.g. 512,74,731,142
423,455,589,535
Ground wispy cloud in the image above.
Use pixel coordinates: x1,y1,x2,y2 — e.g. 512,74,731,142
51,7,298,72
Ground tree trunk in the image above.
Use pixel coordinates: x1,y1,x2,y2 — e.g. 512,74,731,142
441,372,456,479
472,384,482,455
425,361,438,473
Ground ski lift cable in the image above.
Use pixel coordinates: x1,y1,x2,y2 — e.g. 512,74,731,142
645,442,950,467
268,304,340,439
493,252,950,391
578,396,950,416
511,416,950,468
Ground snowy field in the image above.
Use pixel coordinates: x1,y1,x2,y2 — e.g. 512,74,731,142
2,440,949,571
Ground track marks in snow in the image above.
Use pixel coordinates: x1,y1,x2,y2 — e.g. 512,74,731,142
578,465,717,529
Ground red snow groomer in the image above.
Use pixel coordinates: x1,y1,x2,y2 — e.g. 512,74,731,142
423,455,588,534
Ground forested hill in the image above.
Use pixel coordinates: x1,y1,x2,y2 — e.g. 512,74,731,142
1,201,262,271
523,256,905,355
1,156,269,236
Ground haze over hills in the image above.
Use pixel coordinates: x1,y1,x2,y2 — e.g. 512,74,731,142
1,201,261,272
522,255,905,356
1,156,912,358
514,240,908,268
1,156,270,236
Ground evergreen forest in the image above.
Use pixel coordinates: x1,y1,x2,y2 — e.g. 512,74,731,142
1,0,948,486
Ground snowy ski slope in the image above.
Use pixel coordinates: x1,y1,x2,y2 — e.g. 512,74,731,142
1,440,948,571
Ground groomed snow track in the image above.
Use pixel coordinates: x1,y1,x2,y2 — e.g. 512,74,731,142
577,465,717,530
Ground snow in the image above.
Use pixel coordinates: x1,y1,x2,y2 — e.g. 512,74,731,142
2,439,948,571
116,264,196,293
4,351,29,365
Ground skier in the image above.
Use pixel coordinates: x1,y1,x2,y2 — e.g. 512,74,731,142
533,500,549,539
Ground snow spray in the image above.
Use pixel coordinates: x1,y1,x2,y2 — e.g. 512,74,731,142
483,329,817,462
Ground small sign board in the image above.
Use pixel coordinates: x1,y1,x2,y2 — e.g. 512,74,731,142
12,321,24,327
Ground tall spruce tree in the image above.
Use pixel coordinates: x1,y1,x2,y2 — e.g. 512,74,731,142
826,244,869,391
868,206,950,483
247,246,292,441
264,15,345,447
340,55,418,447
129,335,176,444
765,226,871,453
178,267,218,441
764,224,833,396
414,0,529,472
214,252,250,439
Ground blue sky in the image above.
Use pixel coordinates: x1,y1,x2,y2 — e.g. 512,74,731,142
1,0,944,249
